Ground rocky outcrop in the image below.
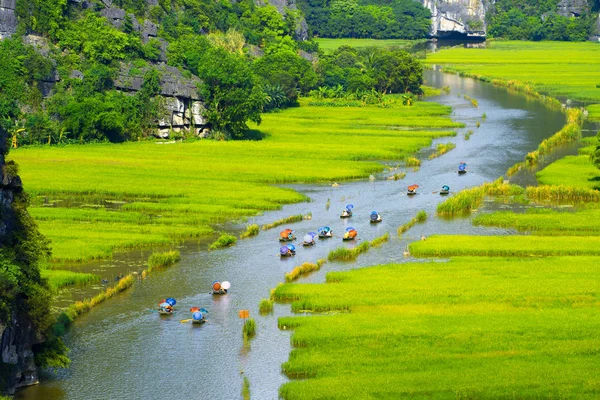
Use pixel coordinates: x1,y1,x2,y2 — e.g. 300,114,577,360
0,0,17,39
420,0,489,39
0,315,40,395
1,131,40,395
115,64,208,138
556,0,589,17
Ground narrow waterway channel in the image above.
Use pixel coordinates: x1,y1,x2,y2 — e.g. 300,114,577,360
17,70,567,400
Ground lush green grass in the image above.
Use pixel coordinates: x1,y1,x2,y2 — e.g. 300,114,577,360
409,234,600,257
587,104,600,121
285,260,327,283
397,210,427,234
327,233,389,261
315,38,422,53
208,234,237,250
147,250,181,270
259,298,274,315
536,155,600,190
10,100,459,263
240,224,260,238
426,41,600,103
437,178,524,216
262,214,305,231
243,318,256,339
66,274,135,320
473,208,600,235
275,257,600,398
41,269,99,289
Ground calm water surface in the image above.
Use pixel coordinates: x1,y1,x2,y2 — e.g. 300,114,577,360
17,70,567,400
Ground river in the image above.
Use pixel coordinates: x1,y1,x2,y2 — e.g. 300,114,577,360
16,69,568,400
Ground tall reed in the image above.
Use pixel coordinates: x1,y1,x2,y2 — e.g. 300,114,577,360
285,259,327,283
261,214,304,230
525,185,600,202
240,224,260,239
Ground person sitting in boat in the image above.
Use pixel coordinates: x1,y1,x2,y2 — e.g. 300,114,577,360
370,211,382,223
407,184,419,194
441,185,450,194
458,162,467,173
279,229,295,241
343,228,358,240
303,233,316,246
318,226,332,237
340,204,353,218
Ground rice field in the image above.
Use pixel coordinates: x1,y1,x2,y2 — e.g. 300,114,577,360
473,208,600,235
315,38,422,53
426,41,600,104
535,155,600,189
10,100,459,263
41,269,99,289
409,234,600,257
275,256,600,398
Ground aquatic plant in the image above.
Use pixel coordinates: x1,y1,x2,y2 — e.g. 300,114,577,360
208,234,237,250
261,215,304,231
428,142,456,159
259,298,274,314
405,157,421,167
66,274,135,320
437,178,523,216
525,185,600,202
240,224,260,238
147,250,181,270
243,318,256,339
41,269,100,289
242,377,250,400
464,130,474,140
369,233,389,247
398,210,427,235
285,260,326,283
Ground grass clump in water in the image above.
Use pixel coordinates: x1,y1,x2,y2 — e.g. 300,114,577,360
437,178,523,216
41,269,100,290
369,233,389,247
147,250,181,271
429,142,456,159
261,215,304,231
285,259,326,283
398,210,427,235
240,224,260,239
405,157,421,167
328,242,370,261
242,377,250,400
243,318,256,339
259,298,274,315
464,130,474,140
208,234,237,250
67,274,135,320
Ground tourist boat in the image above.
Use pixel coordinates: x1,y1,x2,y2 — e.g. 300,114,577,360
190,307,208,324
440,185,450,195
369,211,382,223
280,244,296,257
343,227,357,241
340,204,353,218
211,281,230,295
302,232,317,246
279,228,296,242
458,162,467,174
158,297,176,315
318,226,333,238
407,184,419,195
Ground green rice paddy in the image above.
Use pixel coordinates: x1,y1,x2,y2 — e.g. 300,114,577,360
536,155,600,189
275,256,600,398
315,38,422,53
10,100,459,262
426,41,600,103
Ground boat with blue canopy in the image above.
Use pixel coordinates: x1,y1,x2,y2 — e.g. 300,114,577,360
370,211,382,223
318,226,333,238
340,204,353,218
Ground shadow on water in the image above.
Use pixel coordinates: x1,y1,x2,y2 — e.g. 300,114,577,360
17,70,568,400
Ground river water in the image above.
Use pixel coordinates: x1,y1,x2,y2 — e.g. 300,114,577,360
17,70,568,400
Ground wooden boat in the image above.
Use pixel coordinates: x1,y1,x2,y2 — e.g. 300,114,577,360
370,212,382,223
343,228,357,241
458,169,467,174
190,308,207,324
158,309,174,315
458,162,467,174
212,288,228,295
302,241,315,247
318,231,333,238
440,189,450,195
407,184,419,195
192,318,206,325
211,281,230,295
279,236,296,242
340,210,352,218
280,251,295,257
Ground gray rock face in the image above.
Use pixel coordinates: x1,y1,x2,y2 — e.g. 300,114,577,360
0,314,39,394
0,0,17,39
420,0,489,39
114,64,208,138
556,0,589,17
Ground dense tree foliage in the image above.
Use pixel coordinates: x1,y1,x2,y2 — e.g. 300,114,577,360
298,0,431,39
488,0,596,41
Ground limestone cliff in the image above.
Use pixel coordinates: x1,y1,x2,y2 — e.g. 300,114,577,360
0,0,17,39
420,0,489,39
0,132,41,395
